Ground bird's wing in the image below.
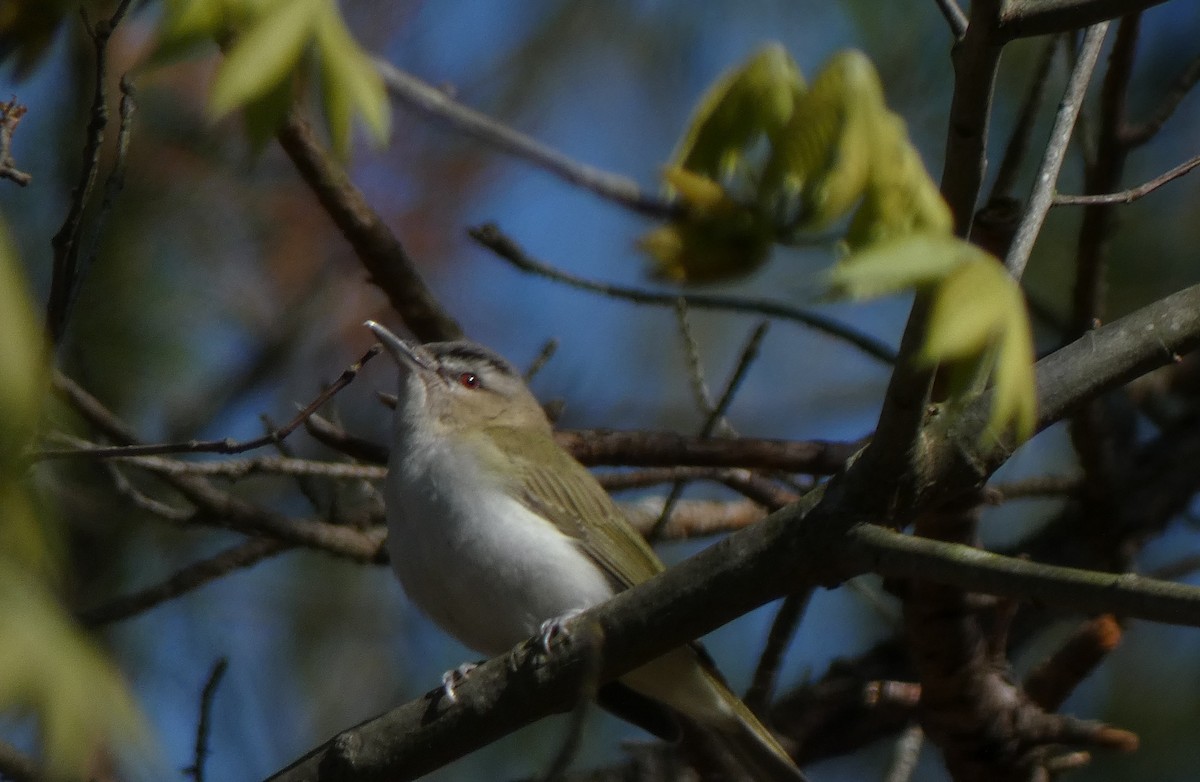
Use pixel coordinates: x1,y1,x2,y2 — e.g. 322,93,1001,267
487,427,665,589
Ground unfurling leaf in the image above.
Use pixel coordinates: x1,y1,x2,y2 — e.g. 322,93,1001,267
762,49,882,230
670,43,804,181
826,233,970,300
208,0,321,119
316,0,390,154
638,213,773,284
845,113,953,249
919,256,1036,441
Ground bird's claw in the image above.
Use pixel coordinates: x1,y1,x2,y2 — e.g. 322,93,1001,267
439,662,479,704
537,608,585,655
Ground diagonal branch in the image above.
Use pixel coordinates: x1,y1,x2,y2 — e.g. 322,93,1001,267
275,113,462,342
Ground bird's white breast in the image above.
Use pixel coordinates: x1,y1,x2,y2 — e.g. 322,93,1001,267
385,429,615,657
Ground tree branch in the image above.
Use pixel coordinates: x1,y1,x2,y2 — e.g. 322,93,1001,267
997,0,1171,39
275,113,463,343
470,222,898,365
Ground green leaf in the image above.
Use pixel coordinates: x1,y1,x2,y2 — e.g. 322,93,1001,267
990,289,1037,441
638,214,774,284
0,568,151,779
826,233,972,300
208,0,320,119
844,113,954,249
315,1,390,154
762,49,883,230
670,42,804,181
919,257,1010,363
0,220,43,472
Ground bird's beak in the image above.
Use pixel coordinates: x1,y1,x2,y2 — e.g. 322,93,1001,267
364,321,433,371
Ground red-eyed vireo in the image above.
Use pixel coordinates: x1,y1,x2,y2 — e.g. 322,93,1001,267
367,321,807,781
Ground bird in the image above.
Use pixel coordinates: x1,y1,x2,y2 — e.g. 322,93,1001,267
367,320,807,781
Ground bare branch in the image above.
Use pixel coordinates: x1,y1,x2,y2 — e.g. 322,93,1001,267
46,0,136,345
997,0,1170,39
469,222,898,365
275,113,462,342
183,658,229,782
34,346,380,460
1055,152,1200,205
933,0,969,38
78,539,290,627
374,60,676,219
1005,22,1109,279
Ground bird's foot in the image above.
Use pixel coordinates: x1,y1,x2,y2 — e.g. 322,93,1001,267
537,608,585,655
439,662,479,704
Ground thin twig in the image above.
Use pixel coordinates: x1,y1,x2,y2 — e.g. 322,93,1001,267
933,0,969,38
76,76,136,298
674,299,718,421
745,589,813,715
989,36,1060,201
79,539,292,627
1054,153,1200,205
46,0,135,345
94,451,387,482
104,461,192,521
374,59,676,219
1121,51,1200,147
0,99,31,186
183,658,230,782
649,322,769,540
986,475,1081,502
1004,22,1109,280
469,223,897,365
33,346,380,460
524,338,560,382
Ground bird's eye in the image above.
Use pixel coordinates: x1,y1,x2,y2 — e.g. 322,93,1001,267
458,372,481,389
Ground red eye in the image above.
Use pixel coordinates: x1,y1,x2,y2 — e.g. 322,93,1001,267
458,372,480,389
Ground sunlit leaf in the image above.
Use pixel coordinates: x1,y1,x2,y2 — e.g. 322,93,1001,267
0,220,42,470
671,42,804,181
762,49,882,230
919,258,1010,363
208,0,321,119
826,233,971,300
0,568,150,779
845,113,953,249
662,166,738,215
315,1,390,154
990,291,1037,441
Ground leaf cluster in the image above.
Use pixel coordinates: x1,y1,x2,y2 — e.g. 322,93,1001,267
643,43,1035,440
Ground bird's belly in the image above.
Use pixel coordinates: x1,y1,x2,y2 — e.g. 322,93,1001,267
387,474,615,657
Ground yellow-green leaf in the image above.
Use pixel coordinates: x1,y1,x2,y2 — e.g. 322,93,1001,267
208,0,320,119
0,568,151,779
670,42,804,180
0,220,43,470
919,257,1011,364
661,166,739,216
762,49,882,230
315,1,390,154
845,113,953,249
826,233,972,300
638,215,773,284
990,291,1037,441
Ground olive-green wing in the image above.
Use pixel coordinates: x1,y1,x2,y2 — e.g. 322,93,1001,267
487,427,664,589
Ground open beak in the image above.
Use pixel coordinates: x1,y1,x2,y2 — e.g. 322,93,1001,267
364,321,433,371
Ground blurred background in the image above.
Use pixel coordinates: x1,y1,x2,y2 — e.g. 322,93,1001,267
3,1,1200,780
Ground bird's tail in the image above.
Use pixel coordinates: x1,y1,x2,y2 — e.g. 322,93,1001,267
624,648,808,781
699,694,809,782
